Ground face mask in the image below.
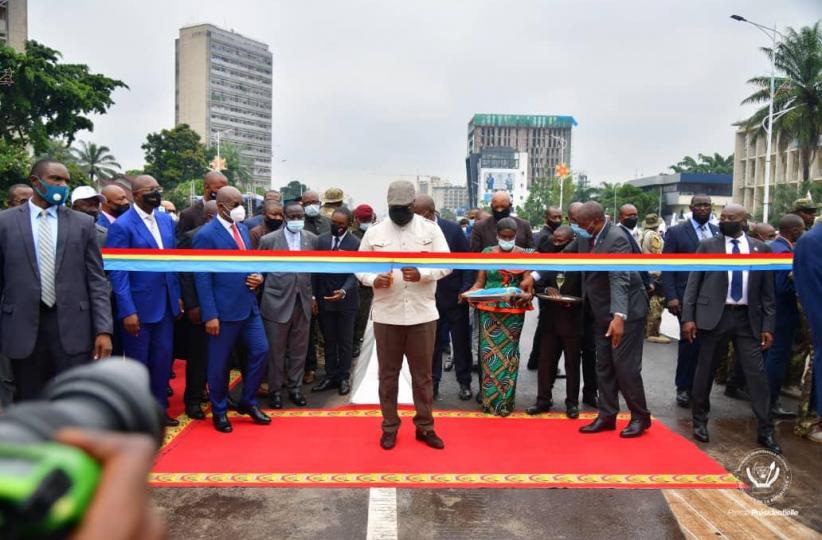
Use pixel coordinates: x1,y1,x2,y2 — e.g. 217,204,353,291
468,219,475,226
461,226,467,233
622,217,638,230
570,223,591,239
228,204,246,222
208,191,218,201
547,220,562,231
719,221,742,237
80,210,100,221
359,222,371,231
332,224,347,237
692,212,710,225
388,206,414,227
34,179,69,207
551,242,570,253
142,190,162,209
286,219,305,232
304,204,320,217
169,213,178,223
265,217,283,230
492,208,511,221
498,238,516,252
111,203,130,216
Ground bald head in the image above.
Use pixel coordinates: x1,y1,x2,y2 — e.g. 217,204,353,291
751,222,776,242
568,201,583,224
722,203,747,220
413,194,436,220
778,213,805,243
203,200,219,221
302,190,320,206
132,175,158,193
216,185,242,206
490,191,512,208
203,171,228,201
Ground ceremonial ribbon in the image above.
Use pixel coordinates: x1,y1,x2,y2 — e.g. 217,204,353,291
102,249,792,273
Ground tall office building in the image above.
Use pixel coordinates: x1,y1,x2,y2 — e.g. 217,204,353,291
175,24,273,188
0,0,28,53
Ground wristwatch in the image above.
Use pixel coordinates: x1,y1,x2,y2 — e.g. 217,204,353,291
614,312,627,320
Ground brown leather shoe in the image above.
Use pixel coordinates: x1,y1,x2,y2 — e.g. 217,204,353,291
380,431,397,450
415,430,445,449
303,371,316,384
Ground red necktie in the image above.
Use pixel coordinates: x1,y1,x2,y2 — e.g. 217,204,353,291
231,224,246,250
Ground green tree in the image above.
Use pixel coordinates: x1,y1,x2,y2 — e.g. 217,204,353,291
164,178,204,211
33,138,90,190
71,140,121,187
670,153,733,174
0,140,31,199
516,175,576,226
0,41,127,156
591,182,657,220
142,124,209,191
741,22,822,192
219,141,253,191
279,180,309,201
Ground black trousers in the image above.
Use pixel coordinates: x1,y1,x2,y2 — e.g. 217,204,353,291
11,304,90,402
305,315,319,372
527,302,548,367
183,320,208,407
432,302,472,387
691,306,773,436
538,331,580,407
318,308,356,382
594,318,649,420
581,307,598,400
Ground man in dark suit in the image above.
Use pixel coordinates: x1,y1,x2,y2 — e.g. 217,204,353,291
194,187,270,433
682,203,779,453
617,204,652,292
259,202,318,408
98,184,130,229
106,175,182,425
661,195,718,408
300,190,331,384
572,201,651,438
793,212,822,426
176,171,228,240
470,192,533,251
413,195,474,400
526,206,563,370
311,208,360,395
0,159,112,401
177,200,219,420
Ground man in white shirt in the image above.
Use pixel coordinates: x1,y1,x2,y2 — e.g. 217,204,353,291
356,181,451,450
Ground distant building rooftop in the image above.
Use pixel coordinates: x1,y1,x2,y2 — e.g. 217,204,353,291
470,114,578,128
627,172,732,189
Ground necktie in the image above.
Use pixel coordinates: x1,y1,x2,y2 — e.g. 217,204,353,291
38,209,56,307
730,239,742,302
332,237,340,251
231,224,246,250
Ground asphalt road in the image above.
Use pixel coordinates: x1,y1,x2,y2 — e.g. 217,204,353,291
153,310,822,539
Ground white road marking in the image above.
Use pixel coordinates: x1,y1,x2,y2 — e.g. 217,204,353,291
366,487,398,540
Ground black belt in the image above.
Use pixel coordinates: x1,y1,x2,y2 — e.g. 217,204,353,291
725,304,748,310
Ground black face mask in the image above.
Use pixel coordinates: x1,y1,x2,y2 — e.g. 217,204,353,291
265,217,283,231
111,202,130,216
142,190,162,209
692,212,710,225
81,210,100,221
719,221,743,237
388,206,414,227
208,191,218,201
622,217,638,230
492,208,511,221
550,242,570,253
332,224,347,237
546,219,562,231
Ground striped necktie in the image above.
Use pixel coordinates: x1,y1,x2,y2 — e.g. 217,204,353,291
38,209,57,307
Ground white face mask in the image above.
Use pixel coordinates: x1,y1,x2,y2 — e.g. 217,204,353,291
229,204,246,222
304,204,320,217
359,222,370,231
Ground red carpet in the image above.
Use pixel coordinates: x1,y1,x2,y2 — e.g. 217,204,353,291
154,362,739,489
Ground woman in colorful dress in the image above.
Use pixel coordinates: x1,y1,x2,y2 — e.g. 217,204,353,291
461,218,534,416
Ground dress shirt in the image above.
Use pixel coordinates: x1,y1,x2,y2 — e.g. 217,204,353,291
28,200,59,266
216,215,246,249
690,218,712,241
725,234,750,305
356,214,451,325
134,204,164,248
284,226,302,251
331,231,348,250
101,210,116,223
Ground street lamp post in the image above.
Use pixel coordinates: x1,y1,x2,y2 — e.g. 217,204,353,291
551,135,568,211
731,14,784,223
212,127,234,169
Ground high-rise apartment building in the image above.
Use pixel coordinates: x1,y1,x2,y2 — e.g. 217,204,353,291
0,0,28,53
175,24,273,188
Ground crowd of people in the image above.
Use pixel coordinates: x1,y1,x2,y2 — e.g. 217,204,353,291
1,158,821,454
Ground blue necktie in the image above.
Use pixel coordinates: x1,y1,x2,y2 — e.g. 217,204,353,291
730,239,742,302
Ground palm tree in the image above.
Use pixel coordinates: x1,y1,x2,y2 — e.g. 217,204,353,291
71,141,121,187
669,153,733,174
741,22,822,191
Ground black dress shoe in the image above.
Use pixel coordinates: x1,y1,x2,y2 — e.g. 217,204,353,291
185,405,205,420
566,403,580,419
757,433,782,454
693,424,710,443
526,404,552,416
772,405,797,419
237,404,271,424
415,430,445,449
289,391,307,407
458,384,472,401
433,382,440,400
163,414,180,427
579,416,616,433
582,395,598,409
724,386,750,401
620,416,651,438
227,396,239,410
526,357,538,371
676,389,691,408
339,380,351,395
212,412,233,433
312,378,339,392
268,392,283,409
380,431,397,450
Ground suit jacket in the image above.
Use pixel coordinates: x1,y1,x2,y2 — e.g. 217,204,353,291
259,228,317,323
617,223,651,289
770,236,798,328
470,215,533,252
94,223,108,250
178,225,201,310
568,222,648,326
793,224,822,331
535,268,583,337
661,220,718,302
435,217,474,308
176,199,205,240
106,207,182,323
0,204,112,358
311,232,360,312
304,214,331,236
96,212,113,230
192,219,260,323
681,234,775,336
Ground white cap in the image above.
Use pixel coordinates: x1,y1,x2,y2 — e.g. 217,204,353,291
70,185,106,205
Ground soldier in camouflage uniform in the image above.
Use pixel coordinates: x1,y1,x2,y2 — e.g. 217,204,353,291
642,214,670,344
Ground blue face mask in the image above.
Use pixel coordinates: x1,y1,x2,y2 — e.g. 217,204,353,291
286,219,305,232
468,219,475,226
34,179,69,206
570,223,591,239
498,238,516,252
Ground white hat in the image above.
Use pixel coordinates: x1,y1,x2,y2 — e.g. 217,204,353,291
70,185,105,205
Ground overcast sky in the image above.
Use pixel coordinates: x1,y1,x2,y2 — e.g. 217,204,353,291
29,0,820,207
